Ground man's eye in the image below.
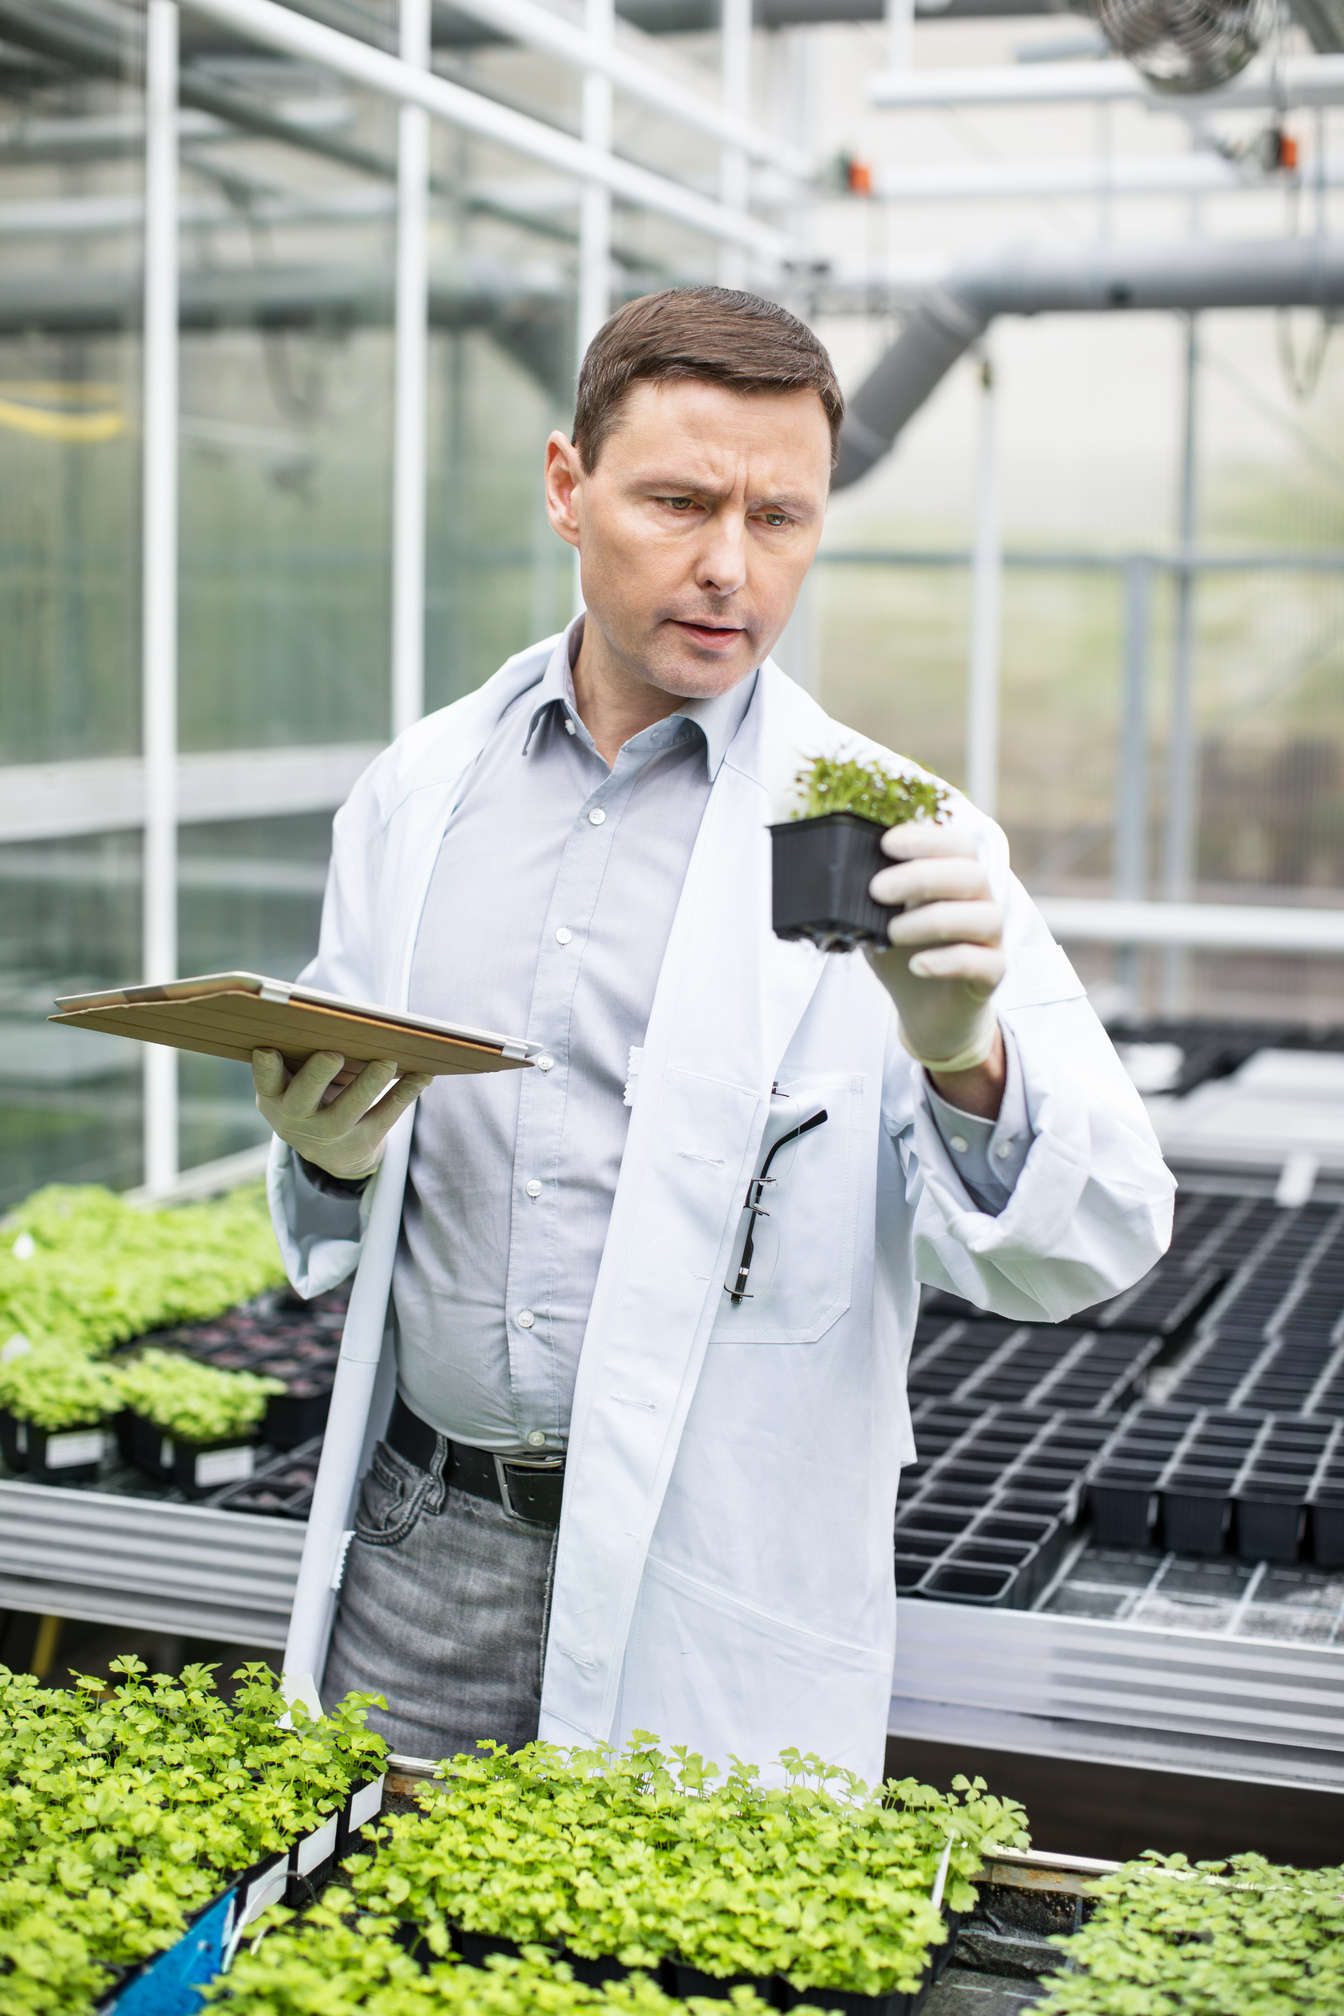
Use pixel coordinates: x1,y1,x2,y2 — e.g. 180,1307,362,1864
663,497,694,511
759,511,791,527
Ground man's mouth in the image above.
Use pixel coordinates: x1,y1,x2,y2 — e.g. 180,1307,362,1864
672,619,746,651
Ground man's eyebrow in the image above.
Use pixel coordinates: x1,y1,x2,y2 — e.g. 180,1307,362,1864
632,472,820,515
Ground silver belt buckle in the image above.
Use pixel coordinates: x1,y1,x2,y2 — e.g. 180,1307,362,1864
493,1451,564,1525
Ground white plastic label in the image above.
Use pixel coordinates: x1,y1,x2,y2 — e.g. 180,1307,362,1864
45,1429,107,1469
160,1437,175,1468
296,1813,338,1875
348,1775,385,1833
239,1855,288,1930
195,1444,255,1487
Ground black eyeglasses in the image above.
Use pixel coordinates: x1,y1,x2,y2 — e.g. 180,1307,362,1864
724,1107,828,1305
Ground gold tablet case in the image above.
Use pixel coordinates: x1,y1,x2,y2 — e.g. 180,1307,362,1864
51,973,536,1085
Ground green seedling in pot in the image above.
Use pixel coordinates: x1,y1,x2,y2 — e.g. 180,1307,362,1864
790,754,947,830
115,1346,283,1443
0,1344,120,1430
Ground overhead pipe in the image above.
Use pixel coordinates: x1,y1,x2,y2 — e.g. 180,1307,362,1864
832,234,1344,487
868,51,1344,109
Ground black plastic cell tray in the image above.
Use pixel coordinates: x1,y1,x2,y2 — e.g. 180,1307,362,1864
1160,1485,1231,1556
1233,1492,1306,1564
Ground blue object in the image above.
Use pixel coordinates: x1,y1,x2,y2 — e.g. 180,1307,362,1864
111,1888,235,2016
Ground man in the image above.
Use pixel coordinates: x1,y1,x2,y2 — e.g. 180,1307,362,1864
258,287,1172,1783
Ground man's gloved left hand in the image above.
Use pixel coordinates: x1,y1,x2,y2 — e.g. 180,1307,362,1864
864,822,1006,1073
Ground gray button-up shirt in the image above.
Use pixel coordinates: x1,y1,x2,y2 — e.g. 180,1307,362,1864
293,619,1034,1452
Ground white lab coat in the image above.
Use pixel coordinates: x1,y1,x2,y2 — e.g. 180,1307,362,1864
271,637,1174,1785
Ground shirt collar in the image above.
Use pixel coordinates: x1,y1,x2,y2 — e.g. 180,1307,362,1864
523,614,757,779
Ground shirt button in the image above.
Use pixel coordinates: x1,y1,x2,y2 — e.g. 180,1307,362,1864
588,807,606,826
536,1054,554,1072
555,926,573,945
517,1310,536,1330
525,1179,543,1198
994,1138,1014,1160
949,1134,970,1154
564,718,576,735
527,1430,548,1448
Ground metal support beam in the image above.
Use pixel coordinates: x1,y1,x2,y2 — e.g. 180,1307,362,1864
1162,315,1201,1011
1114,555,1151,997
180,0,790,258
142,0,179,1195
391,0,430,739
718,0,751,288
579,0,614,357
869,52,1344,110
966,349,1000,819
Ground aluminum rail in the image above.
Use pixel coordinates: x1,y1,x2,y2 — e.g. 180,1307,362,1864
432,0,807,174
864,152,1344,203
833,234,1344,486
182,0,789,259
1036,897,1344,956
869,51,1344,109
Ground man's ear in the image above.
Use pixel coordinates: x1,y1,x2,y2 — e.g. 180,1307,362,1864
545,432,583,550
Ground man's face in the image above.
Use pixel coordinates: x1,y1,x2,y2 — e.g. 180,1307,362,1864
545,378,832,701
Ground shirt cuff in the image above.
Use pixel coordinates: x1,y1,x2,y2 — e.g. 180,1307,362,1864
290,1151,368,1248
924,1023,1033,1217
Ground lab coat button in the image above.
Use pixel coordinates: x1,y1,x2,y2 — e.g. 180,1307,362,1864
555,926,573,945
588,807,606,825
527,1430,547,1448
949,1134,969,1154
525,1179,543,1198
517,1310,536,1330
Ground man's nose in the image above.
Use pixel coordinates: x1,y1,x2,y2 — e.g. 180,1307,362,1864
695,512,748,597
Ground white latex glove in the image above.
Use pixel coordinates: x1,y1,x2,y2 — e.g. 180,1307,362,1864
864,824,1006,1072
252,1049,432,1181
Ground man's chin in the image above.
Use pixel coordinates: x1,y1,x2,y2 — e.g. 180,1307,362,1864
645,629,760,699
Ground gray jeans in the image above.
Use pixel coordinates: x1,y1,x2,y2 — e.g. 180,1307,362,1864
322,1435,558,1759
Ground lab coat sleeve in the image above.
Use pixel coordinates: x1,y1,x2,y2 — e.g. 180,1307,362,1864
882,819,1175,1323
266,763,392,1298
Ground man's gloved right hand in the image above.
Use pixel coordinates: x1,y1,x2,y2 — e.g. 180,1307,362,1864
252,1049,432,1182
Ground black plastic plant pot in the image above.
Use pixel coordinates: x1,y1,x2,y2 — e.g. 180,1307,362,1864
1159,1483,1231,1556
263,1383,333,1451
1233,1491,1306,1565
166,1433,260,1498
662,1958,779,2003
1088,1475,1158,1548
452,1926,525,1967
562,1950,635,1988
921,1561,1017,1606
1310,1498,1344,1568
123,1409,174,1481
770,813,894,951
335,1772,387,1859
895,1554,934,1591
0,1407,28,1473
23,1418,111,1485
775,1961,936,2015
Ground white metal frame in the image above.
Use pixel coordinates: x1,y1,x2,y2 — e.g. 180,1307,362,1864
869,52,1344,111
142,0,180,1194
182,0,789,259
390,0,430,740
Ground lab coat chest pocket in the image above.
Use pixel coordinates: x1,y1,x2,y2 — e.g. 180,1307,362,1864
709,1072,864,1346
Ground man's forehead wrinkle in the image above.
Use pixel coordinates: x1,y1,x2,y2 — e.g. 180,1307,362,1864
622,453,824,512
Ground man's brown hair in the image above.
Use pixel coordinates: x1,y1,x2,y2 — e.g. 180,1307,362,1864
573,286,844,473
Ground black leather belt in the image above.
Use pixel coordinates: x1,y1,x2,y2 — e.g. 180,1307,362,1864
386,1395,565,1527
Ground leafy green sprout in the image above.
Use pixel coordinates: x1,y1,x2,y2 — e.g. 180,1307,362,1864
345,1735,1029,1999
791,755,947,829
0,1345,122,1431
113,1347,283,1444
1036,1851,1344,2016
0,1656,387,2016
